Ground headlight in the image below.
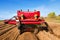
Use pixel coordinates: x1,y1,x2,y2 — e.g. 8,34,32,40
34,14,38,19
20,14,24,20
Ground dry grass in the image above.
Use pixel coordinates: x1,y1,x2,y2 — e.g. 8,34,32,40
45,18,60,23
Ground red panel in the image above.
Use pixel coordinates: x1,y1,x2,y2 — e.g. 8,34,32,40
17,11,40,19
20,19,39,22
17,10,45,25
21,20,45,24
8,20,16,25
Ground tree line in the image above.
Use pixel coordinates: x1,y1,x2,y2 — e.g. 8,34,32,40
47,12,60,20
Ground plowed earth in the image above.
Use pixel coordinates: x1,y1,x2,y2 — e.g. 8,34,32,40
0,21,60,40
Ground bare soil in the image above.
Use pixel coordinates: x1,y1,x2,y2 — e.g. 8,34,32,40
0,21,60,40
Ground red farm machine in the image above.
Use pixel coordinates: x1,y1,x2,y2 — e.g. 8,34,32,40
4,9,53,34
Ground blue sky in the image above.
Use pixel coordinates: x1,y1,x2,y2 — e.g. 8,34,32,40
0,0,60,20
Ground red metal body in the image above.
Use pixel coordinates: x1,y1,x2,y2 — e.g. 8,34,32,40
4,20,16,25
4,10,45,25
17,11,45,24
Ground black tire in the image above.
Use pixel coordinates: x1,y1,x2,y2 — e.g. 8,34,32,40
48,26,53,34
44,22,53,34
44,22,48,27
20,29,24,34
18,24,25,34
4,22,8,24
18,25,24,34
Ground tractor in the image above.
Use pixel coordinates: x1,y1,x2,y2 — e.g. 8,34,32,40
4,9,53,34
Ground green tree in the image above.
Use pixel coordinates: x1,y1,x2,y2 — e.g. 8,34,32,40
48,12,56,18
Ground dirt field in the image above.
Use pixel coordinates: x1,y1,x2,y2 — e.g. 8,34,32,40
0,21,60,40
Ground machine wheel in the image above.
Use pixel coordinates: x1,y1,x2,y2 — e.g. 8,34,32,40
4,22,8,24
47,26,53,34
44,22,53,34
17,21,24,34
18,24,25,34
